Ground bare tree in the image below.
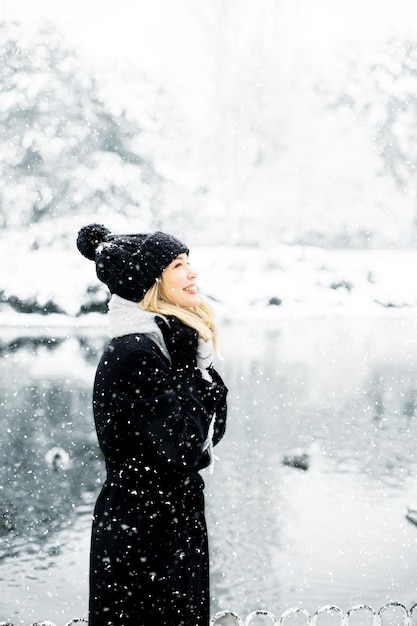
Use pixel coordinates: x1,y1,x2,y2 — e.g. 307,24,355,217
182,0,288,242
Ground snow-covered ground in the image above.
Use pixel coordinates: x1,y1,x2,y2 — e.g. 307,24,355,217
1,242,416,332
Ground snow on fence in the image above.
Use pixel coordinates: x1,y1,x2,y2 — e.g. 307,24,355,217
210,603,417,625
1,603,417,626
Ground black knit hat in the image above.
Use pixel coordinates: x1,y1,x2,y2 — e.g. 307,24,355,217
76,223,189,302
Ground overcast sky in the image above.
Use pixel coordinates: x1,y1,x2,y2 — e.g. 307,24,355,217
3,0,417,68
4,0,417,125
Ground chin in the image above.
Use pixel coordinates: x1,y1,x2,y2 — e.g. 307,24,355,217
184,295,202,308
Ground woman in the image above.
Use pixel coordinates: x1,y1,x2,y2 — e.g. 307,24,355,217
76,223,227,626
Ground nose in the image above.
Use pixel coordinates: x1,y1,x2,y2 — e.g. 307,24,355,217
187,265,198,279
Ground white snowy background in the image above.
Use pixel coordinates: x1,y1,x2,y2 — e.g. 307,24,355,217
3,3,417,624
1,0,417,324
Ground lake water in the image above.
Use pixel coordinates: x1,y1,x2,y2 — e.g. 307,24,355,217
1,317,417,624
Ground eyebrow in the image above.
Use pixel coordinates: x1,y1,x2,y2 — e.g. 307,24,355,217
169,256,184,266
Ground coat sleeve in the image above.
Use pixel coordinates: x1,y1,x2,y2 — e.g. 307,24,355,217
209,367,228,447
114,346,224,471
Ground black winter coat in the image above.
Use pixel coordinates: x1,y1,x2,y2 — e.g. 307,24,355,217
89,319,227,626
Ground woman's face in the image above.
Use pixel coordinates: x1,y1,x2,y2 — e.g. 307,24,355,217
160,253,201,308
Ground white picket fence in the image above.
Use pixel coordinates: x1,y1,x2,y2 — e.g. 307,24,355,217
0,621,88,626
1,603,416,626
210,603,417,625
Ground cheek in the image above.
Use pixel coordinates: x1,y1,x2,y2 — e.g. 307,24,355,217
168,273,185,290
161,276,181,296
165,279,177,292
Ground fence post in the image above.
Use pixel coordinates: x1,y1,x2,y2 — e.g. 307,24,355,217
210,610,245,625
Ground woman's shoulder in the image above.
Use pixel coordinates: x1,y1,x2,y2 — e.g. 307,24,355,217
102,333,169,364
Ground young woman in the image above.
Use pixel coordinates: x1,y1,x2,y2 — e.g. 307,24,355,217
76,223,228,626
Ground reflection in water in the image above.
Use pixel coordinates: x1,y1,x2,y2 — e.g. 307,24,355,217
0,319,417,623
207,318,417,616
0,335,105,624
0,338,103,547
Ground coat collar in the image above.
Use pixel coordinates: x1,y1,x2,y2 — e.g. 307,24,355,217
107,294,214,375
107,294,171,362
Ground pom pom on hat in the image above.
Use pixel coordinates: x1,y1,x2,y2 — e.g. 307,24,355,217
76,223,111,260
76,223,189,302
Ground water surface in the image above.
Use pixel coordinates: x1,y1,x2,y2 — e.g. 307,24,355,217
0,318,417,623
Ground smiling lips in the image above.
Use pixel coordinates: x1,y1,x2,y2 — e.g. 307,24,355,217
184,284,198,294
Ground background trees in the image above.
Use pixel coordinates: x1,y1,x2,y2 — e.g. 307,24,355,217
320,39,417,245
1,10,416,251
1,8,417,313
0,20,181,244
330,40,417,207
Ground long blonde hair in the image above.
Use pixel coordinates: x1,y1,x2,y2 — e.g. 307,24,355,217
138,280,219,352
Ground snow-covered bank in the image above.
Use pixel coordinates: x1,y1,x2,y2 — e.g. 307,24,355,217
1,244,417,332
194,245,417,322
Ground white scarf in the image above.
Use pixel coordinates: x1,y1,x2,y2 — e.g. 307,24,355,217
107,294,217,472
108,294,171,361
107,295,215,374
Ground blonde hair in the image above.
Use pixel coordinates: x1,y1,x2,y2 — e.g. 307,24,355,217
138,280,219,352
